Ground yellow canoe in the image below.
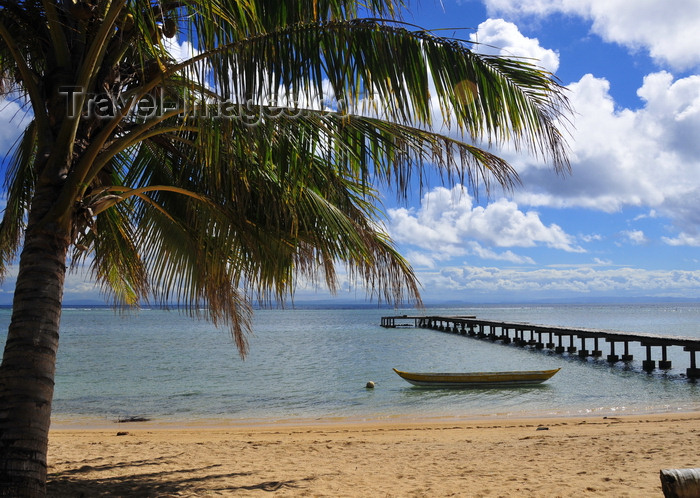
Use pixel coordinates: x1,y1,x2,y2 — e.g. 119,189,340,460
393,367,560,388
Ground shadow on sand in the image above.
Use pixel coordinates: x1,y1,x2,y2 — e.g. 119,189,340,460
47,459,313,496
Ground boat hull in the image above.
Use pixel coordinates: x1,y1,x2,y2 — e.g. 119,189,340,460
392,367,560,388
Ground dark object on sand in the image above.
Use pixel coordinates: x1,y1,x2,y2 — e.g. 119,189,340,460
117,416,151,423
660,468,700,498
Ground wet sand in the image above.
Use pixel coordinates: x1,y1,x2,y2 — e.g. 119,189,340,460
46,412,700,496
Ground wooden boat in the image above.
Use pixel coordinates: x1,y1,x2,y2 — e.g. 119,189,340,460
392,367,560,388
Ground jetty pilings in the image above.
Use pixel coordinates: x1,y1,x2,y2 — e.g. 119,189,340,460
381,315,700,379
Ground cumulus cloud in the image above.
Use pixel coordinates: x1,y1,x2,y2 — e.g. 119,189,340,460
479,0,700,70
663,233,700,247
386,185,583,267
621,230,647,245
469,19,560,73
512,71,700,244
516,73,661,211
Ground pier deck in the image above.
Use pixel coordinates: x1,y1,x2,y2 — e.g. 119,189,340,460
380,315,700,379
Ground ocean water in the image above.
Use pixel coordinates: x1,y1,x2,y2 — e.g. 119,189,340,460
1,303,700,427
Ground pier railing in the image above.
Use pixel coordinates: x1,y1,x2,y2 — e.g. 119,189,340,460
380,315,700,379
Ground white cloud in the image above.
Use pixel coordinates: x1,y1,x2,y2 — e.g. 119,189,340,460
0,262,106,305
404,250,440,269
387,185,583,265
0,98,31,156
480,0,700,70
416,264,700,299
516,74,656,210
633,209,658,221
636,72,700,160
621,229,647,245
409,19,564,159
663,233,700,247
163,38,199,63
513,71,700,244
469,19,560,73
467,241,536,264
581,234,603,243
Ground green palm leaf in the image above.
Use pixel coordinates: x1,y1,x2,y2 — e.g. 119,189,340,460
0,0,571,354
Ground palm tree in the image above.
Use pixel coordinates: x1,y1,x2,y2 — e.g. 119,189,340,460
0,0,570,494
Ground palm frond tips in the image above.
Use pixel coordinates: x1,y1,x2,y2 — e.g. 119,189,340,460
185,18,569,171
0,119,37,277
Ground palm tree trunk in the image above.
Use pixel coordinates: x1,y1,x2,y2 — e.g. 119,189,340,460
0,183,71,497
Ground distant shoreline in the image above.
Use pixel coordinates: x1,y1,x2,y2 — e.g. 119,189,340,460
2,297,699,311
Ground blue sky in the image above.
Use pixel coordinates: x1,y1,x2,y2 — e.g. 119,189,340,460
1,0,700,305
367,0,700,304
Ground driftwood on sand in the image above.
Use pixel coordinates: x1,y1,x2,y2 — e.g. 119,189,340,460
116,416,151,423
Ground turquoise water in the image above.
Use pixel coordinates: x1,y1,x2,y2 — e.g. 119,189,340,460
1,303,700,426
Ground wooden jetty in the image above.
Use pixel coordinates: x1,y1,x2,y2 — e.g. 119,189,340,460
380,315,700,379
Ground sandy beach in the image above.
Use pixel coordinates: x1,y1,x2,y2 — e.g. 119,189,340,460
46,412,700,497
